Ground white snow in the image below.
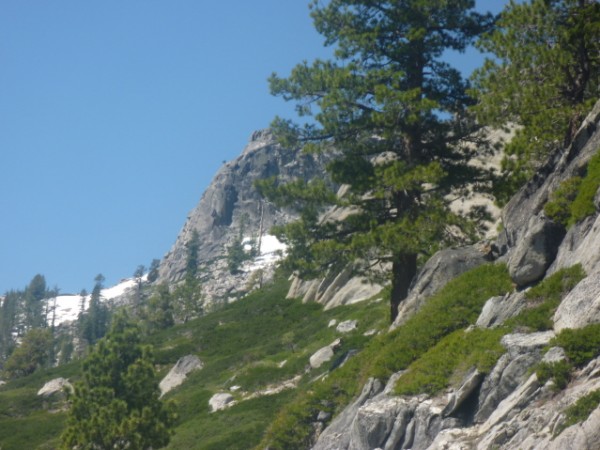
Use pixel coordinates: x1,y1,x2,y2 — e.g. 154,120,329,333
46,276,145,327
245,234,287,271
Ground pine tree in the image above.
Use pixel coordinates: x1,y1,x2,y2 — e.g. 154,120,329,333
24,274,47,329
261,0,493,321
144,283,174,330
61,312,175,450
172,230,203,323
3,328,53,379
147,259,161,283
472,0,600,201
80,274,110,345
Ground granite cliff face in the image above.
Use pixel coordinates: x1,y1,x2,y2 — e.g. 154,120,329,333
157,130,331,303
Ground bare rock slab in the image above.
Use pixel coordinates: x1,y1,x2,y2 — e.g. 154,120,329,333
209,392,235,412
159,354,203,397
310,339,342,369
554,271,600,332
37,377,72,397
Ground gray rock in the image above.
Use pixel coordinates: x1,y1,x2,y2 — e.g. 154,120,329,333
159,354,204,397
288,267,385,310
554,271,600,332
542,346,567,364
393,246,489,328
37,377,72,397
336,320,358,333
507,215,565,287
476,291,526,328
475,332,554,423
443,368,485,418
550,401,600,450
158,130,332,305
309,339,342,369
312,378,384,450
209,392,235,412
549,215,600,275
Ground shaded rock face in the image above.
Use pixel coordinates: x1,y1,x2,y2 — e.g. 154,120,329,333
392,245,490,329
500,99,600,278
157,130,331,303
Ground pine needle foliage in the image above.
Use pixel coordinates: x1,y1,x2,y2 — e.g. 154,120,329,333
61,312,175,450
261,0,495,321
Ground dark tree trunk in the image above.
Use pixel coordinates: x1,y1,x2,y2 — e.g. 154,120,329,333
390,252,418,322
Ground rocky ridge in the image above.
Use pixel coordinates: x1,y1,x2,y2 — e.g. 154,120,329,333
157,130,332,305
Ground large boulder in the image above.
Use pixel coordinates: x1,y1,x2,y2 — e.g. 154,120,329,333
392,245,490,328
37,377,72,398
309,339,342,369
507,215,565,287
209,393,235,412
475,331,555,423
159,355,203,397
554,271,600,332
287,266,385,310
312,378,384,450
476,291,526,328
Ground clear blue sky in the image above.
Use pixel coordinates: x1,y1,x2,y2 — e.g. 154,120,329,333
0,1,507,295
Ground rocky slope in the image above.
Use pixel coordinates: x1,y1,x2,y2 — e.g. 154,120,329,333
310,99,600,450
157,129,331,304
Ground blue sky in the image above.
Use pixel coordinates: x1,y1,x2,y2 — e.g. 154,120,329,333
0,1,507,295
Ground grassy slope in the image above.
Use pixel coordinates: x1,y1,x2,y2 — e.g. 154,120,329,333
0,275,389,449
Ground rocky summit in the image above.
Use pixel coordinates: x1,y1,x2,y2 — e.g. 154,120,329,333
157,129,331,304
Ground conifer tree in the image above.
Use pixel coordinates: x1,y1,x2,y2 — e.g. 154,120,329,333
61,312,175,450
261,0,493,321
3,328,53,379
473,0,600,201
80,274,110,345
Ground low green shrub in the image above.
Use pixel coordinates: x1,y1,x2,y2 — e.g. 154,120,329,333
544,177,583,226
507,265,585,331
260,263,513,449
559,389,600,433
395,327,506,396
535,360,572,390
544,150,600,227
554,323,600,367
371,263,512,380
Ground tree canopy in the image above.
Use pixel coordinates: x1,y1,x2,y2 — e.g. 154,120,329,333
261,0,494,321
62,312,175,450
473,0,600,201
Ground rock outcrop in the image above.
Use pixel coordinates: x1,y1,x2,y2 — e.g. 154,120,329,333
159,354,203,397
157,130,332,304
37,377,72,398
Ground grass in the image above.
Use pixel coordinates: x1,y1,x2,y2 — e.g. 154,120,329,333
259,263,513,449
395,327,507,396
544,150,600,227
506,265,586,332
152,274,389,449
557,389,600,434
0,274,390,450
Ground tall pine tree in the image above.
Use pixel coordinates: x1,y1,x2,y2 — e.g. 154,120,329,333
62,312,175,450
261,0,493,321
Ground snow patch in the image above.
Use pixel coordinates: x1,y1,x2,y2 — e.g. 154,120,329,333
47,276,146,327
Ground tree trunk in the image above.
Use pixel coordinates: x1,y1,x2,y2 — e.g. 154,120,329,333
390,253,418,322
